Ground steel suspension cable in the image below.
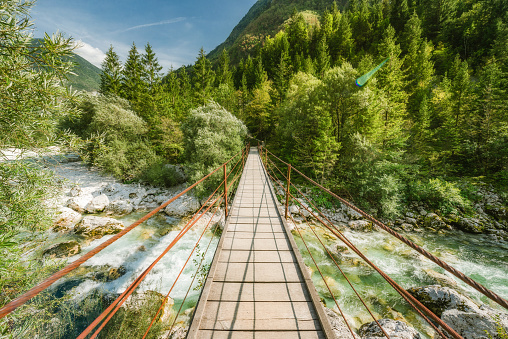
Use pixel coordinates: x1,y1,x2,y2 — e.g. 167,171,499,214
291,190,390,338
289,165,508,311
142,193,226,339
79,188,226,339
285,190,459,339
0,146,246,320
261,151,456,338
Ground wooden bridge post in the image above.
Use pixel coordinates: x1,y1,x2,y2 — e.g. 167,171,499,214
224,163,228,218
285,164,291,219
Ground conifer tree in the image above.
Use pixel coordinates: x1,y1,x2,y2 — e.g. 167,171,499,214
315,35,330,78
193,48,214,105
122,42,144,103
141,42,163,90
100,45,122,95
216,48,233,87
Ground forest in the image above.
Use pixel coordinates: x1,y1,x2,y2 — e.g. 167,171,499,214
92,0,507,217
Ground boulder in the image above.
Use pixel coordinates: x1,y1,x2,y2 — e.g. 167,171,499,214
359,318,420,338
52,207,82,231
69,185,82,197
43,241,81,258
122,291,174,323
424,213,447,230
325,307,359,338
105,200,133,216
456,217,485,233
74,216,124,238
348,220,373,232
164,195,201,217
91,265,127,282
85,194,110,213
408,285,508,339
422,269,458,288
67,194,94,213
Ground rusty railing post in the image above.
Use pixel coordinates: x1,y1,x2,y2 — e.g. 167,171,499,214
285,164,292,219
224,163,228,218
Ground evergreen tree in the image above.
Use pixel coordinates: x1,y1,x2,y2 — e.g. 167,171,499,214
193,48,214,105
376,25,408,150
141,42,163,90
100,45,122,96
216,48,233,87
286,12,309,62
273,50,292,104
332,13,354,63
122,42,144,104
314,35,330,78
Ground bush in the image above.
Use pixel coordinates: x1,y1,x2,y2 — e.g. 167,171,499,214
409,178,470,215
141,162,186,187
181,101,247,195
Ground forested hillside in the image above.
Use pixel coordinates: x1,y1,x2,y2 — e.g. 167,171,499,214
96,0,507,218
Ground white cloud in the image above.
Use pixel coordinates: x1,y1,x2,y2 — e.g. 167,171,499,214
73,40,106,68
119,17,186,33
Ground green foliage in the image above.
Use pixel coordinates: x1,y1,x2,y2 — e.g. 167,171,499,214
141,162,186,188
181,101,247,195
0,162,57,232
409,178,470,215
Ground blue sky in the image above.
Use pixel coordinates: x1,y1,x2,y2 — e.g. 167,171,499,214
31,0,257,71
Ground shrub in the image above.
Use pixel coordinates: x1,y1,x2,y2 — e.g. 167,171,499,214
181,101,247,195
409,178,470,215
141,162,186,187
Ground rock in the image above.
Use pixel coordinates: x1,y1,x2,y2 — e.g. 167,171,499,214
359,318,420,338
456,217,485,233
67,194,94,213
485,205,508,223
123,290,174,323
424,213,447,229
85,194,110,213
43,241,81,258
408,285,508,338
74,216,124,238
400,223,414,232
325,307,359,338
348,220,373,232
91,265,127,282
405,217,418,226
52,207,82,231
69,185,82,197
164,195,201,217
105,200,133,216
422,269,458,288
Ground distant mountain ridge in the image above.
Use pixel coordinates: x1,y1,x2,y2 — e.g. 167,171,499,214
208,0,347,62
32,38,101,92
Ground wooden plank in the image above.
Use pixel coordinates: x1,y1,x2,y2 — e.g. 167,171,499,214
221,237,292,251
218,250,295,263
197,330,326,339
207,282,311,302
199,301,322,331
213,262,303,282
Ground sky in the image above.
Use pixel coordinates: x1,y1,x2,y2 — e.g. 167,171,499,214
31,0,257,72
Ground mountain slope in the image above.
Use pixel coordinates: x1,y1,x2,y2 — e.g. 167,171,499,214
208,0,347,62
65,53,101,92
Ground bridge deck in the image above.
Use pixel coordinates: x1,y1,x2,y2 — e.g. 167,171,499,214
187,147,333,338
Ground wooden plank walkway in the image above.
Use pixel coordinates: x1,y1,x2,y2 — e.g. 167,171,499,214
187,147,334,339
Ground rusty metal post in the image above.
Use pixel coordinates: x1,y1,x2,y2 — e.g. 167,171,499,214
285,164,292,219
224,163,228,218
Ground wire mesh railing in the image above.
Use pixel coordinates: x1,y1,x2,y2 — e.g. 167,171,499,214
258,144,508,339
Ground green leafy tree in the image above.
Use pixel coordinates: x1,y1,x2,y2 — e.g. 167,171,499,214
121,42,144,104
100,45,122,95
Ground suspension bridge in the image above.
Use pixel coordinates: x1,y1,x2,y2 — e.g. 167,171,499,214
0,145,507,339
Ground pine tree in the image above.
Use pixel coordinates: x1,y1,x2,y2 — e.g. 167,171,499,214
315,35,330,78
141,42,163,91
122,42,144,103
100,45,122,95
216,48,233,87
193,48,214,105
286,12,309,62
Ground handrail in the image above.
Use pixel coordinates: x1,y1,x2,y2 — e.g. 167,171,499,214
0,145,249,320
260,145,508,311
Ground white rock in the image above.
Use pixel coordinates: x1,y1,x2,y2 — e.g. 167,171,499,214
325,307,359,338
52,207,82,232
67,194,94,213
69,185,82,197
164,195,201,217
348,220,372,232
85,194,110,213
74,216,124,238
359,318,420,339
105,200,133,216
